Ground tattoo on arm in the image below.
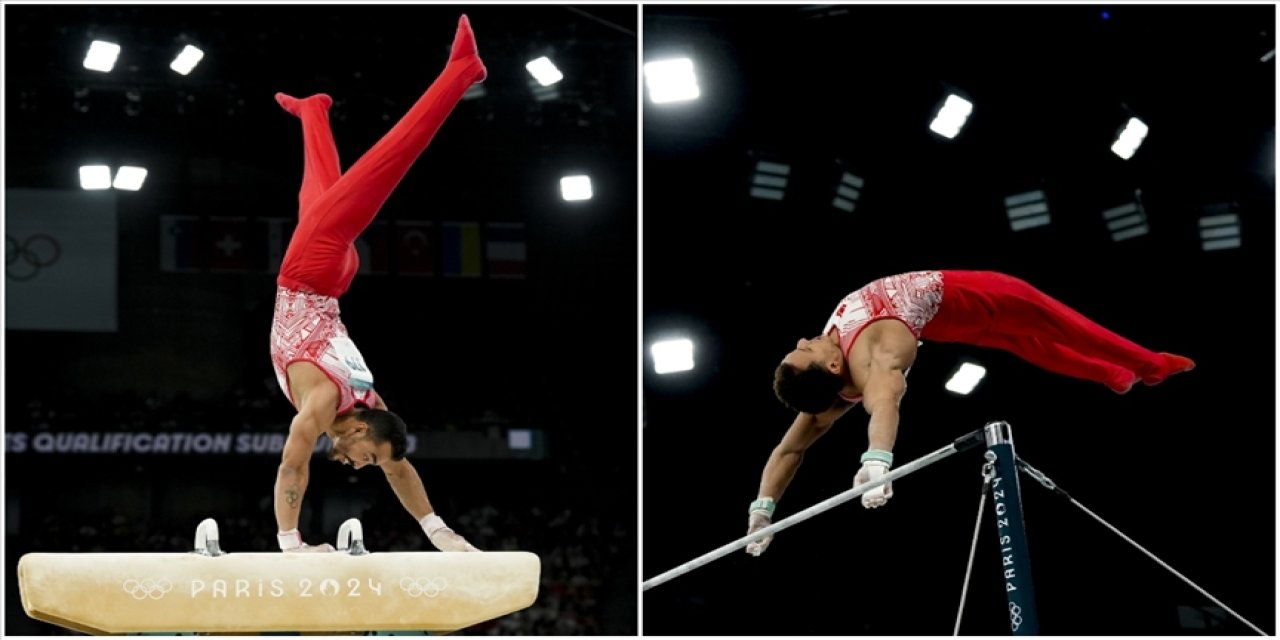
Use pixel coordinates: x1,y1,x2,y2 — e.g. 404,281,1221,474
285,488,300,508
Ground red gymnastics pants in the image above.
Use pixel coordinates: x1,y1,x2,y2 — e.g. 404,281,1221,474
275,15,486,299
920,271,1194,393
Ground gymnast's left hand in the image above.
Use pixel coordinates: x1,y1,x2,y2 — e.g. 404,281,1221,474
853,460,893,508
428,528,480,552
420,513,481,552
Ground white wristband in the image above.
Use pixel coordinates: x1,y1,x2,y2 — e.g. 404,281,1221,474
277,529,302,551
419,513,449,537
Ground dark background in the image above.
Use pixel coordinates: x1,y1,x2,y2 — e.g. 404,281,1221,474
643,4,1274,636
4,4,636,635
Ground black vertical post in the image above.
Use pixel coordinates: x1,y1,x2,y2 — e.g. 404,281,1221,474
984,420,1039,635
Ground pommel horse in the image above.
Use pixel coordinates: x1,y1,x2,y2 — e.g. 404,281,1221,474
18,518,541,634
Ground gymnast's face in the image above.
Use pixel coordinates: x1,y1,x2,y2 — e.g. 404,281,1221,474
781,334,842,373
329,431,393,470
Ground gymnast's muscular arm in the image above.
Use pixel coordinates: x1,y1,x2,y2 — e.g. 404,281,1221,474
757,402,852,503
381,458,435,521
383,455,479,551
859,322,918,453
275,363,339,535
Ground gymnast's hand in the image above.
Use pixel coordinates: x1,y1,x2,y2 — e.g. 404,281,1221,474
420,513,481,552
290,542,336,553
853,454,894,508
428,528,480,552
277,529,335,552
745,497,776,556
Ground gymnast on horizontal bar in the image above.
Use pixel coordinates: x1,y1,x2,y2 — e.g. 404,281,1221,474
748,270,1193,554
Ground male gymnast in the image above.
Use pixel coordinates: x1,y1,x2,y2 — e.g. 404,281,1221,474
746,270,1194,555
268,15,486,553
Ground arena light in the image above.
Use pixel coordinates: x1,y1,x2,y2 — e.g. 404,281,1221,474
78,165,112,190
83,40,121,73
929,94,973,139
1005,190,1050,231
112,166,148,191
124,89,143,117
944,362,986,395
169,45,205,76
1111,117,1148,160
833,171,864,213
529,78,560,103
508,429,533,450
560,175,593,202
651,338,695,374
1199,204,1241,252
1102,197,1148,242
525,56,563,87
644,58,700,104
750,160,790,201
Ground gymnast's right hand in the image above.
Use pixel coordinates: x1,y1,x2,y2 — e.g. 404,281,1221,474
745,497,776,557
292,543,336,552
277,529,335,553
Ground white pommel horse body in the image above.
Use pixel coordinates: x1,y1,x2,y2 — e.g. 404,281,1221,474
18,518,541,634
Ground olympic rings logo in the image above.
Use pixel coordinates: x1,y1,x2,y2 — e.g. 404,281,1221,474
399,577,448,598
122,578,173,600
6,234,61,282
1009,602,1023,631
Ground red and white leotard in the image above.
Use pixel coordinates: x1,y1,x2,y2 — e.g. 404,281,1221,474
816,269,1184,397
270,286,379,415
822,270,944,403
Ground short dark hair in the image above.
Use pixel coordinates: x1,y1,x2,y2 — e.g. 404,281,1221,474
356,408,408,460
773,362,843,414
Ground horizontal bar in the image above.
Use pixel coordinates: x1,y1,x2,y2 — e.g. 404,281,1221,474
642,429,984,591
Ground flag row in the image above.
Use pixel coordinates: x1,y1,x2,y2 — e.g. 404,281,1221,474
159,216,526,279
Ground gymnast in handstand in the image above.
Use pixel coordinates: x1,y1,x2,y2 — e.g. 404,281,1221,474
268,15,486,553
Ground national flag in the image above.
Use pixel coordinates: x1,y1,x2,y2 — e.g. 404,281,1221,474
206,217,255,272
394,220,433,276
485,222,526,279
441,221,481,278
160,215,204,272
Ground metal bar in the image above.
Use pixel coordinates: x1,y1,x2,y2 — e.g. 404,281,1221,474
642,428,986,591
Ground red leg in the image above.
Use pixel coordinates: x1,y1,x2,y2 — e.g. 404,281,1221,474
980,333,1140,394
276,93,341,213
929,271,1193,388
276,15,485,297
